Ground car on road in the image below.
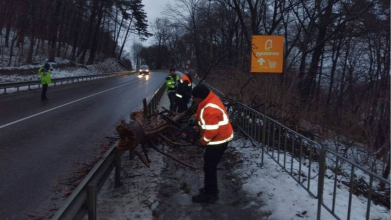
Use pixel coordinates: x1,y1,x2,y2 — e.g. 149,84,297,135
138,65,150,76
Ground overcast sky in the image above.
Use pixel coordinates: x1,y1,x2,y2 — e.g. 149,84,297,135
142,0,174,46
124,0,175,63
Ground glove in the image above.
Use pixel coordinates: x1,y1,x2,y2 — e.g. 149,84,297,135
188,117,196,125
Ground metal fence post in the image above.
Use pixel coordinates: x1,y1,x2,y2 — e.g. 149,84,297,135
114,150,122,188
317,149,326,220
261,105,267,166
87,181,97,220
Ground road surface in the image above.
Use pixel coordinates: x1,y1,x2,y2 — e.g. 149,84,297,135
0,71,166,219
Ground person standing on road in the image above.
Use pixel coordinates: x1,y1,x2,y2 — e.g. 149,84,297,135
175,72,194,113
190,84,234,203
165,68,180,111
38,63,52,101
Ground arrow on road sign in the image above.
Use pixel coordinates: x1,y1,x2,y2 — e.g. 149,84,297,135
257,57,265,65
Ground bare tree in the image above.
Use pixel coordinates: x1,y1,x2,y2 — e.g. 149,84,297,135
131,42,143,68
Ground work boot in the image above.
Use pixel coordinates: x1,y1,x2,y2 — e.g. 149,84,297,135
192,191,218,203
199,187,219,196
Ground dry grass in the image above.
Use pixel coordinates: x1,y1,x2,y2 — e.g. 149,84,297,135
206,67,304,128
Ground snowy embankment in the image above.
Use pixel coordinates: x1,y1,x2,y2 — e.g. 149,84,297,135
0,58,127,83
232,139,390,220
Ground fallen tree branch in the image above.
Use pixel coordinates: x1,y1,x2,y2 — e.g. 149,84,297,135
149,141,199,171
134,150,150,168
158,133,193,147
145,125,173,136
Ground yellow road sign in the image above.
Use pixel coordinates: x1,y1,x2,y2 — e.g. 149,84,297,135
251,35,284,73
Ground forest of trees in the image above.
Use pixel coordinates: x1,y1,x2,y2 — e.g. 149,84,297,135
0,0,151,66
0,0,388,175
140,0,390,173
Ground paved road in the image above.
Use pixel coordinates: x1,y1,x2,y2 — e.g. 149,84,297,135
0,71,166,219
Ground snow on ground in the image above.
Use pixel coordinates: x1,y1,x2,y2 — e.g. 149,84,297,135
320,137,388,181
92,149,165,220
232,139,390,220
0,58,71,71
0,58,130,95
91,91,172,220
93,137,390,219
0,58,127,83
0,29,111,68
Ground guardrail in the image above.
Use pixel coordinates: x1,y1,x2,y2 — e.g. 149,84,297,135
146,81,166,115
0,71,135,95
51,80,166,220
205,83,390,220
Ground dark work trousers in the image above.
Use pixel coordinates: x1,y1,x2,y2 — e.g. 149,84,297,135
41,84,48,100
176,97,189,113
167,92,177,111
203,142,228,194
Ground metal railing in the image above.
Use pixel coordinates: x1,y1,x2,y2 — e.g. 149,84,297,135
51,144,122,220
233,103,390,220
318,149,390,220
146,81,166,115
51,80,166,220
0,71,135,95
234,103,320,197
205,84,390,220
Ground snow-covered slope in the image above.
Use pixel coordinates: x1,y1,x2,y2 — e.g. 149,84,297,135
0,58,127,83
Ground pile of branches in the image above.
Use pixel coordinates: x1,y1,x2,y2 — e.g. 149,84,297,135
116,99,198,170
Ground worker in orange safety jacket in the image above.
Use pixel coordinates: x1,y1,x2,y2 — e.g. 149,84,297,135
175,72,193,113
189,84,234,203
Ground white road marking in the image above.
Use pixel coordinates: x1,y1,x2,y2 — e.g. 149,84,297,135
0,80,139,129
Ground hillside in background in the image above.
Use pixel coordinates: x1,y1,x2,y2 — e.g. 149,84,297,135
0,0,151,68
0,58,127,83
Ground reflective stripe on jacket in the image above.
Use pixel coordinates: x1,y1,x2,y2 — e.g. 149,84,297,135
38,67,52,84
165,73,180,93
175,74,192,101
196,91,233,146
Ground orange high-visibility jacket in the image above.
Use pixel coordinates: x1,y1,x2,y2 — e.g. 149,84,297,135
195,91,234,146
181,74,192,85
176,74,192,100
